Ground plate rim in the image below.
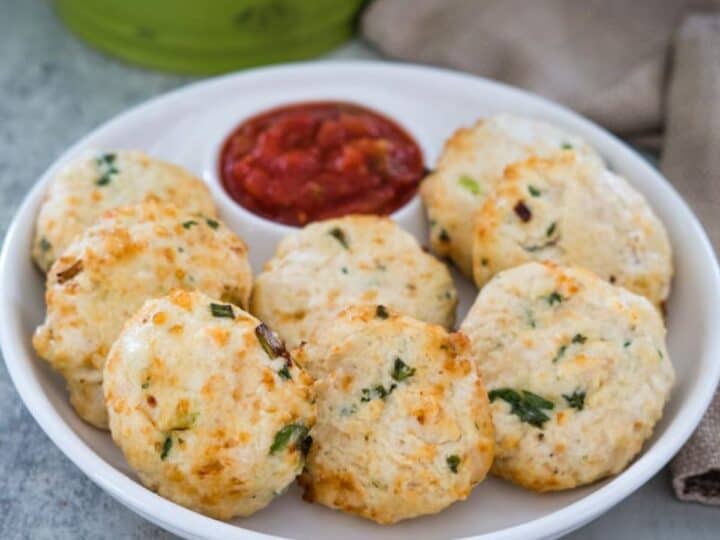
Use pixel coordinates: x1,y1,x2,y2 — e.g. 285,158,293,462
2,59,720,540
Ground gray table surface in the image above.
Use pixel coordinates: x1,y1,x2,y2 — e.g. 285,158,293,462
1,1,718,539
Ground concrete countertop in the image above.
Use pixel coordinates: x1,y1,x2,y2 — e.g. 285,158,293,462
1,1,717,538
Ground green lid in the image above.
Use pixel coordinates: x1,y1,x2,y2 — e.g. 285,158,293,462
55,0,365,74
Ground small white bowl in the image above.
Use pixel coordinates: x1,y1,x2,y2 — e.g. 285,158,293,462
201,100,427,269
2,61,719,540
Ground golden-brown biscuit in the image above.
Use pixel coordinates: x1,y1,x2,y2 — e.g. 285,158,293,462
460,262,674,491
421,114,600,276
251,215,457,349
33,201,252,428
471,152,672,307
104,290,315,519
32,150,216,271
295,305,494,524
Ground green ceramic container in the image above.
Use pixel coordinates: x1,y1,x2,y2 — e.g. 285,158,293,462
55,0,365,74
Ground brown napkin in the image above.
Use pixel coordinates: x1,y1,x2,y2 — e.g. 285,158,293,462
363,0,720,147
363,0,720,504
662,14,720,505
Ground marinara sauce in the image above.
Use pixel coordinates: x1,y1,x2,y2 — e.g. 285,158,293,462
219,101,424,226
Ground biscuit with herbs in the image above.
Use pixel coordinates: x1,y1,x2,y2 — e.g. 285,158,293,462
460,262,674,491
32,150,216,271
33,201,252,428
104,290,314,519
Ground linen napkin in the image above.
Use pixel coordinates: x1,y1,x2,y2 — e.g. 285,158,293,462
662,14,720,505
362,0,720,504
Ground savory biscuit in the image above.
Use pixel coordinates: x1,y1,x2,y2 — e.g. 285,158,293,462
295,305,494,524
472,152,672,307
32,150,216,271
104,290,315,519
460,262,674,491
33,201,252,428
421,114,601,277
251,215,457,349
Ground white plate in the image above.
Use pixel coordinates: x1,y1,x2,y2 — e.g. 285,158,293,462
2,61,719,540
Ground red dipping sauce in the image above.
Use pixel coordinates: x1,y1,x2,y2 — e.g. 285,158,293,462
219,101,424,226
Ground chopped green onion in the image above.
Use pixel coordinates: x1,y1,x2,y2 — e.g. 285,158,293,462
210,303,234,319
546,221,557,237
552,344,568,363
278,365,292,380
328,227,349,249
391,358,416,382
95,153,119,186
446,455,461,473
563,390,586,410
489,388,554,428
160,436,172,460
458,175,481,195
269,423,309,455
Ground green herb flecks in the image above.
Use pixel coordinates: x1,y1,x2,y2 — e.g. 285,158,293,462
624,340,632,348
39,237,51,252
210,303,234,319
528,185,542,197
391,358,416,382
553,334,586,363
552,344,568,363
546,221,557,237
446,455,461,474
328,227,349,249
182,220,199,229
563,390,586,411
375,305,389,319
95,153,118,186
561,142,574,150
546,291,564,306
340,404,358,416
525,308,537,328
141,379,150,389
205,218,219,230
489,388,555,428
458,174,481,195
269,423,309,455
523,235,559,252
278,365,291,380
341,266,349,274
160,436,172,460
360,384,397,402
